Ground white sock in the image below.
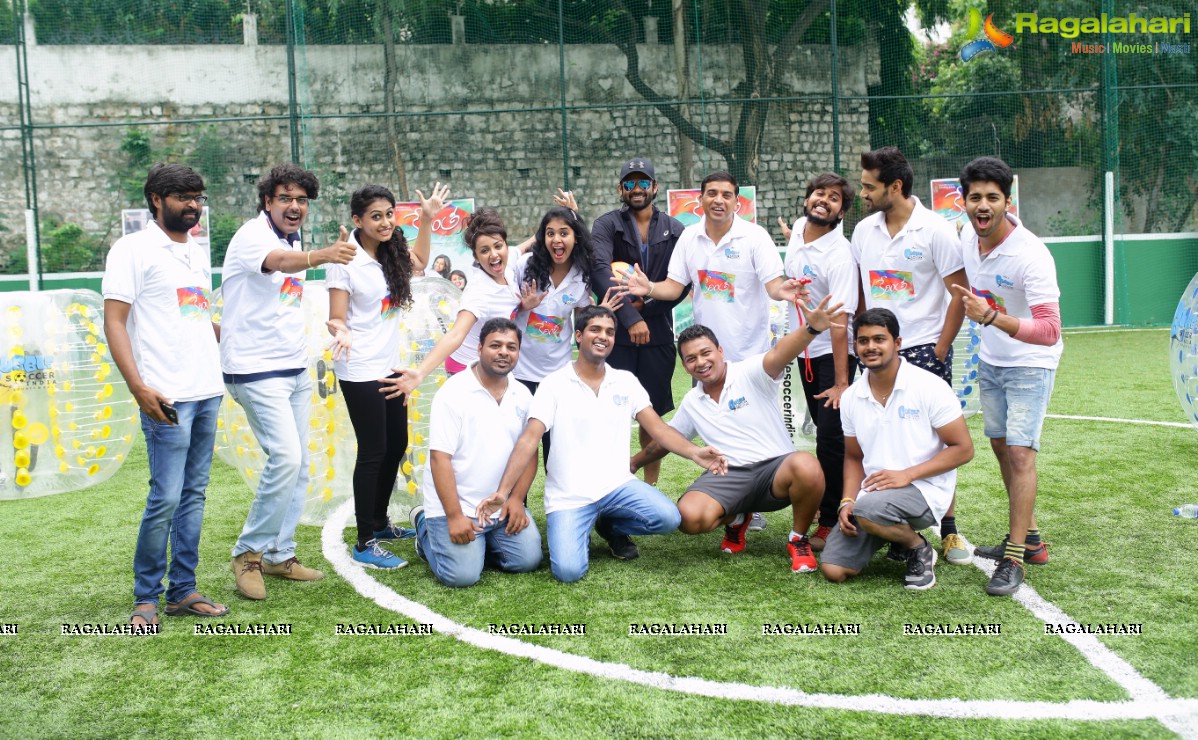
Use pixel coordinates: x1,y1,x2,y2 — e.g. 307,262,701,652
790,530,803,541
729,513,746,527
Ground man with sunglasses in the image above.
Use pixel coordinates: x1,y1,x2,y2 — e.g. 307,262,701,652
590,157,687,488
220,163,356,601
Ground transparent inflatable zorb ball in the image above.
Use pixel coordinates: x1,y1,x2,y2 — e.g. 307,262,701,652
0,290,138,500
388,276,461,523
953,319,982,418
1170,273,1198,431
213,281,356,525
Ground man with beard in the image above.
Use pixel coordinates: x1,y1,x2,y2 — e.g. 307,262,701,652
851,147,972,565
104,164,227,628
220,163,356,601
408,318,542,587
486,306,727,583
820,308,974,591
589,157,687,487
780,173,859,552
951,156,1062,597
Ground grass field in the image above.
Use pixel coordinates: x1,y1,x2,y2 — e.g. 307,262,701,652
1,328,1196,738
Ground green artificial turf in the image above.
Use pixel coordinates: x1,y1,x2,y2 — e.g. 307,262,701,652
0,327,1193,738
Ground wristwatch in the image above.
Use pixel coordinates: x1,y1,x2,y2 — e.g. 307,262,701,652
806,325,823,336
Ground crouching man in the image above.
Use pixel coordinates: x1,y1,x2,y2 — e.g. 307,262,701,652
820,308,973,590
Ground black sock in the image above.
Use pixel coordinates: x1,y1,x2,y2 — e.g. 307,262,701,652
940,516,958,537
1026,528,1042,547
356,540,371,552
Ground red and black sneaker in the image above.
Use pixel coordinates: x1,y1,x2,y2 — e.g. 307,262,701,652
720,515,752,554
787,535,818,573
975,536,1050,565
809,524,833,552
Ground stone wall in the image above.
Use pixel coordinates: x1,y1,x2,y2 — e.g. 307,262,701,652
0,41,876,266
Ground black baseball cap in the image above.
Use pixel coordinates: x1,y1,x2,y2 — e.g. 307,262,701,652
618,157,656,182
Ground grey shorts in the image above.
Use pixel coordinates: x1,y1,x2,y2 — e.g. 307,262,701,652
686,454,792,517
820,485,935,572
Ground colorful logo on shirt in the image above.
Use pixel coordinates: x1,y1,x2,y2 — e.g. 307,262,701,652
727,396,748,411
526,312,565,343
869,270,915,301
802,265,818,281
698,270,736,303
724,248,741,259
176,286,211,319
995,274,1016,289
279,276,304,307
380,296,400,320
897,405,922,421
972,288,1007,313
561,294,578,305
903,247,926,261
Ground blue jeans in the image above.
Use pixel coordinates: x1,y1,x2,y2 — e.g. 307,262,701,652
133,395,221,604
226,373,312,565
979,361,1056,451
417,514,542,588
545,480,682,583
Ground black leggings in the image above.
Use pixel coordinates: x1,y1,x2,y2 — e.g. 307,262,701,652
797,354,856,528
516,378,550,467
340,376,409,547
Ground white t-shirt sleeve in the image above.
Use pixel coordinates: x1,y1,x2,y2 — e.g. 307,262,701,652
630,377,652,417
458,277,490,320
666,238,691,285
324,262,350,292
747,353,782,388
752,230,785,284
528,380,558,432
827,253,860,314
101,242,138,304
929,222,965,278
927,381,963,431
840,394,858,437
667,400,698,440
428,390,463,455
229,224,278,276
1022,245,1062,305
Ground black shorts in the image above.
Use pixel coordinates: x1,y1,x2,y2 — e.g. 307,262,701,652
608,343,676,415
686,454,793,517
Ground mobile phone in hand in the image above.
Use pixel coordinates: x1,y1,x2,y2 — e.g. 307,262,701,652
159,401,178,425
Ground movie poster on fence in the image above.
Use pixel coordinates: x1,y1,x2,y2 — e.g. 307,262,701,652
930,176,1019,230
121,207,211,252
667,187,757,227
394,199,474,277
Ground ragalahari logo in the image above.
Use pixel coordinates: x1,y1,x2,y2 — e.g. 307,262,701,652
959,8,1015,61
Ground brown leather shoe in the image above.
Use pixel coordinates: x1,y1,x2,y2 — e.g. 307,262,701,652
262,557,324,581
232,551,266,600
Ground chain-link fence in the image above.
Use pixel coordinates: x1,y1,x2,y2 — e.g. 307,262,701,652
2,0,1195,324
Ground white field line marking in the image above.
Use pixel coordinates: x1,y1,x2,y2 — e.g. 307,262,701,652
322,500,1198,730
1064,327,1167,334
1047,414,1193,429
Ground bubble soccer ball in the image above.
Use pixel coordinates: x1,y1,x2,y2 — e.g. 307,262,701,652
388,276,461,523
1170,272,1198,431
212,281,356,525
0,290,138,499
953,319,982,418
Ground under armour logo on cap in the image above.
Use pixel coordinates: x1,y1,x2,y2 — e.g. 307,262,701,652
619,157,656,181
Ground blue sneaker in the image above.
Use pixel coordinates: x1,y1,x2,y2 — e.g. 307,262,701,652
408,507,427,562
352,539,408,569
373,520,416,541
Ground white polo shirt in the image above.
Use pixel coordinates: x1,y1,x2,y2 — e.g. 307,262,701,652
667,217,785,361
530,363,651,514
512,251,593,382
423,367,532,519
669,354,793,467
102,221,223,402
783,218,859,358
849,197,963,348
219,212,308,374
841,358,962,521
324,231,405,382
960,215,1063,370
449,263,521,367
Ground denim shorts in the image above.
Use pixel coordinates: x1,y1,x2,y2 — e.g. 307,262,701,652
978,360,1056,451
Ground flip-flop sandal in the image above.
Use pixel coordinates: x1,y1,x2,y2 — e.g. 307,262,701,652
165,593,230,618
129,603,159,627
